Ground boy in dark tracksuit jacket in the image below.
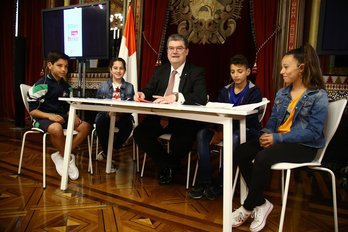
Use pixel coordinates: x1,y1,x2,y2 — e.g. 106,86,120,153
28,50,91,180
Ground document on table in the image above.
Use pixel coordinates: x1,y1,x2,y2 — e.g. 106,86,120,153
231,99,270,111
205,99,269,111
205,102,234,109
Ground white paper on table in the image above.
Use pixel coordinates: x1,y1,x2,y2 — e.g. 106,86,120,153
206,102,234,109
231,99,270,111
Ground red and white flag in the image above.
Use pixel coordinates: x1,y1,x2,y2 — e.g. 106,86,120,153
119,5,138,92
119,5,138,125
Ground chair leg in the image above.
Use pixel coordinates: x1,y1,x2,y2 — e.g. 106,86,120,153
136,144,140,172
43,133,48,189
192,159,199,187
312,167,338,232
18,131,31,174
327,168,339,232
186,152,191,189
96,136,99,160
140,153,147,177
278,169,291,232
88,135,91,172
281,170,285,200
132,138,136,161
91,128,95,158
231,167,249,205
87,135,93,174
228,168,248,205
133,138,139,172
219,147,222,169
231,166,240,200
18,130,47,189
167,144,170,153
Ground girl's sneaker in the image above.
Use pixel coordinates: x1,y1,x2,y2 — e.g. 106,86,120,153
231,206,251,227
249,199,273,232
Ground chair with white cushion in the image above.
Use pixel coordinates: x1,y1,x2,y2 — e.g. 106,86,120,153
17,84,93,188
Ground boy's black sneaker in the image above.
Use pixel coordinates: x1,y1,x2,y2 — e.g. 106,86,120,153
188,184,209,199
205,184,223,200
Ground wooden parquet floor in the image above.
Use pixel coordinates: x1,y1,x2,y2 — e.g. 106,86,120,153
0,120,348,231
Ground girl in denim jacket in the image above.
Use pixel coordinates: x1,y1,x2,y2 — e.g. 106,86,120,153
231,44,328,232
94,58,134,167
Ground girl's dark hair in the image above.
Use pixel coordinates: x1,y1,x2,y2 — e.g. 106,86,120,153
109,57,126,70
285,44,325,90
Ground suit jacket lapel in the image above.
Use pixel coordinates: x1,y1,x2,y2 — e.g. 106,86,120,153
179,63,189,91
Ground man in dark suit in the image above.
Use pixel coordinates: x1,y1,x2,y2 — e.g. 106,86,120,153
133,34,207,185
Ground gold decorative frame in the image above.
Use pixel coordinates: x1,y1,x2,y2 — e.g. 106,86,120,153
171,0,244,44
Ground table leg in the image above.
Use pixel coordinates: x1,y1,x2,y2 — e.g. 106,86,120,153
60,105,76,190
223,119,233,232
239,118,247,204
106,113,116,173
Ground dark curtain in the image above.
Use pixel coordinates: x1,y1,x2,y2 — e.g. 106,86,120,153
140,0,169,90
0,0,46,121
252,0,278,121
0,0,16,120
19,0,47,85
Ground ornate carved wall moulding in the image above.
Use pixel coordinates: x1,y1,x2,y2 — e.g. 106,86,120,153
171,0,244,44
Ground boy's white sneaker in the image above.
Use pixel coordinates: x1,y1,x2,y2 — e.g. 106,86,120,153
68,154,79,180
231,206,251,227
51,151,63,176
249,199,273,232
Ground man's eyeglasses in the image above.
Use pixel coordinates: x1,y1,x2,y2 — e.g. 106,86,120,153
167,46,186,53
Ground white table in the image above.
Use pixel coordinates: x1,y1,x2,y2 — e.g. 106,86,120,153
59,97,267,232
